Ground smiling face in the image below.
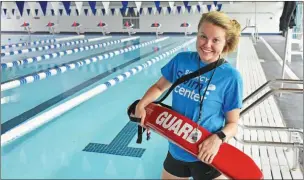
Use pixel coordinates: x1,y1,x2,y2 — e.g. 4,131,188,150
196,22,227,63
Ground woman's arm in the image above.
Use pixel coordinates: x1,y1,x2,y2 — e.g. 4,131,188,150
221,108,241,142
135,77,172,126
197,108,241,164
137,77,172,107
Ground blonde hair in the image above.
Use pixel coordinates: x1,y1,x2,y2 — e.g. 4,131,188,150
198,11,241,54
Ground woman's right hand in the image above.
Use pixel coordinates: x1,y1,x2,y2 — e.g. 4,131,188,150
134,77,172,129
135,102,147,128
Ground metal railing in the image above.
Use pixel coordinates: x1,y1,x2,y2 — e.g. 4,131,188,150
243,79,303,103
232,135,302,170
238,124,303,136
241,3,259,44
241,25,259,44
235,79,304,170
241,79,303,135
240,87,303,138
241,87,303,117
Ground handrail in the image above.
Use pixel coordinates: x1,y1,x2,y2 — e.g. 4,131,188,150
241,25,256,33
233,134,303,170
233,136,303,148
236,84,303,170
238,124,303,136
241,88,303,117
239,80,303,134
243,79,303,103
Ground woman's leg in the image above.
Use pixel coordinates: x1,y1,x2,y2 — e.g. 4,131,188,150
161,168,189,180
162,152,191,179
189,161,223,180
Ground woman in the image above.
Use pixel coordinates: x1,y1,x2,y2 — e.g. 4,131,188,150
135,11,243,180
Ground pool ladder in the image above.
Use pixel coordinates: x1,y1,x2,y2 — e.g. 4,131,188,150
237,79,303,170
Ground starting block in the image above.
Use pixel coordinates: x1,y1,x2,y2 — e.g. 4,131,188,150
72,21,82,35
180,22,192,36
97,21,110,36
151,22,163,38
124,21,136,36
20,22,32,45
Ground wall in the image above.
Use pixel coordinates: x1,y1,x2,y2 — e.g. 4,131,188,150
1,2,284,34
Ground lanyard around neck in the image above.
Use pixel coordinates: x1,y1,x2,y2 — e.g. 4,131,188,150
196,57,221,126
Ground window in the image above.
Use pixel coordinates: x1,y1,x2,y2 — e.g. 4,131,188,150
293,2,303,38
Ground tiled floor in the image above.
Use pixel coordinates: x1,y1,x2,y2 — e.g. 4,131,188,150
227,37,303,179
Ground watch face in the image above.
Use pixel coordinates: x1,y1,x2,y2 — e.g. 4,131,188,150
221,131,226,138
217,131,226,140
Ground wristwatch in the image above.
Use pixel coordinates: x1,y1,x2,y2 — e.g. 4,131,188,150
215,131,226,143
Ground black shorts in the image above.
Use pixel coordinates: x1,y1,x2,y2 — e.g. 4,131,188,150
163,151,221,180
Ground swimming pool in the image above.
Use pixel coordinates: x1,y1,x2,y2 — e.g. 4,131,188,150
1,34,237,179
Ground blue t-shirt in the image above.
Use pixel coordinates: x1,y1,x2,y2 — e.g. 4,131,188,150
161,51,243,162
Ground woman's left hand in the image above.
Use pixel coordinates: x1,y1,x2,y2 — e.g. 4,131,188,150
197,134,222,164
